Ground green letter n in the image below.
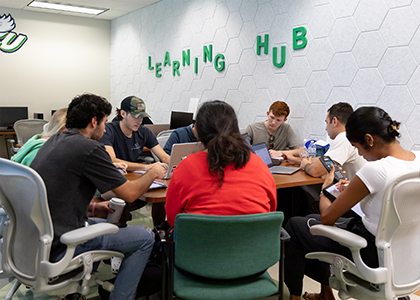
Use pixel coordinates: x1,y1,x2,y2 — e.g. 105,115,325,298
182,50,190,66
203,45,213,63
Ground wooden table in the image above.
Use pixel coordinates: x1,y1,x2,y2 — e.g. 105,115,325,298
273,168,324,189
125,163,324,203
125,172,169,203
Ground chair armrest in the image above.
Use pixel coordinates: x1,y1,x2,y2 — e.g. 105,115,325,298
281,227,290,242
308,224,388,284
6,139,19,155
310,224,367,250
40,223,119,277
60,223,119,246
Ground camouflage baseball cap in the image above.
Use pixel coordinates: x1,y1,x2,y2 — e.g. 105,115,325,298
120,96,149,119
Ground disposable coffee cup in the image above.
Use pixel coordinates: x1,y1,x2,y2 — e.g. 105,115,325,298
107,198,126,224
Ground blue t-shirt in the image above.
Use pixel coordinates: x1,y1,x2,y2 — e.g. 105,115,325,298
101,121,158,162
163,125,197,155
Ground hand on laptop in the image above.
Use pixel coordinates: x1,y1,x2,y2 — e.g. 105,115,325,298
113,162,128,171
147,162,168,179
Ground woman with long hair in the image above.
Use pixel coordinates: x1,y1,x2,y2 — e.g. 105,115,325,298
284,106,420,300
165,100,277,227
11,107,67,166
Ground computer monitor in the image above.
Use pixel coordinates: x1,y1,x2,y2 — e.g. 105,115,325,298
0,107,28,130
170,111,194,129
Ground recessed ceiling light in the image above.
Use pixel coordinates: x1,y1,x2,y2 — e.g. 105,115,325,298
27,1,108,15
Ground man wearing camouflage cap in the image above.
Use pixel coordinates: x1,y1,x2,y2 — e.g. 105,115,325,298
102,96,170,171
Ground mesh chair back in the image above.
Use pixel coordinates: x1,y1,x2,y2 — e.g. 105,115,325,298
174,212,283,279
151,130,174,161
157,129,174,139
14,119,48,144
0,158,53,281
376,171,420,289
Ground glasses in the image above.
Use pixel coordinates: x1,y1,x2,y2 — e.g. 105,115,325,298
269,135,275,150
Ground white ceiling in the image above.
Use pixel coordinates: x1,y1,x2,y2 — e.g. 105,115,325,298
0,0,161,20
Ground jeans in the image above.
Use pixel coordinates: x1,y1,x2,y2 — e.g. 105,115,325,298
73,218,155,300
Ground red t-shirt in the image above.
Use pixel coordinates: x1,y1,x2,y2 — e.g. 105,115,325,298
165,152,277,227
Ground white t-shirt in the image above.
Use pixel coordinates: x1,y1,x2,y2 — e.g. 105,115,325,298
357,151,420,236
325,132,366,180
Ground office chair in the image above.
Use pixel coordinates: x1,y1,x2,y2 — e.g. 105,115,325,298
162,212,289,300
6,119,48,157
0,208,7,238
306,170,420,300
14,119,48,144
0,158,124,300
151,129,174,162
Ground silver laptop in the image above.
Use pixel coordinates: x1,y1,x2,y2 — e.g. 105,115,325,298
144,124,170,136
252,143,299,175
165,142,204,179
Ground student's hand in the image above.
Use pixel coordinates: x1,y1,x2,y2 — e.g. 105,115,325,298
283,152,301,165
336,179,350,192
269,149,284,158
113,162,128,171
300,157,312,171
322,164,336,189
91,200,114,219
148,162,167,179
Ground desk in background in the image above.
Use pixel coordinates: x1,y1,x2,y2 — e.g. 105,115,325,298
0,131,16,159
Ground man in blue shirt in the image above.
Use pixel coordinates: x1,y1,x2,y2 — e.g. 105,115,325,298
163,123,198,155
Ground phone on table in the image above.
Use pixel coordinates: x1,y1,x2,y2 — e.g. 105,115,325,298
319,155,346,183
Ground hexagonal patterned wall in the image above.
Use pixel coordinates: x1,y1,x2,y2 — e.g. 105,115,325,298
110,0,420,150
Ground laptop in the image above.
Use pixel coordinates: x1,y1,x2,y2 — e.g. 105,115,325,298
170,111,194,129
165,142,204,179
144,124,170,136
252,143,299,175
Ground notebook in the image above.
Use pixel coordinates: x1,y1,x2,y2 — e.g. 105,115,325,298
165,142,204,179
148,181,167,191
252,143,299,175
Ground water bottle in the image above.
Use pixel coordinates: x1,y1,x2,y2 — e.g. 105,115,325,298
299,139,309,158
307,140,316,158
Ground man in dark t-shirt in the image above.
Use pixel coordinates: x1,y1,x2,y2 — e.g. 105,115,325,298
31,93,167,300
101,96,170,171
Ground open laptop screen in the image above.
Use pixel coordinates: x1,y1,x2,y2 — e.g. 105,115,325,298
242,133,251,147
252,143,274,167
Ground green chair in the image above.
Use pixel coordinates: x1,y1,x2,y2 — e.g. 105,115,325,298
162,212,288,300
